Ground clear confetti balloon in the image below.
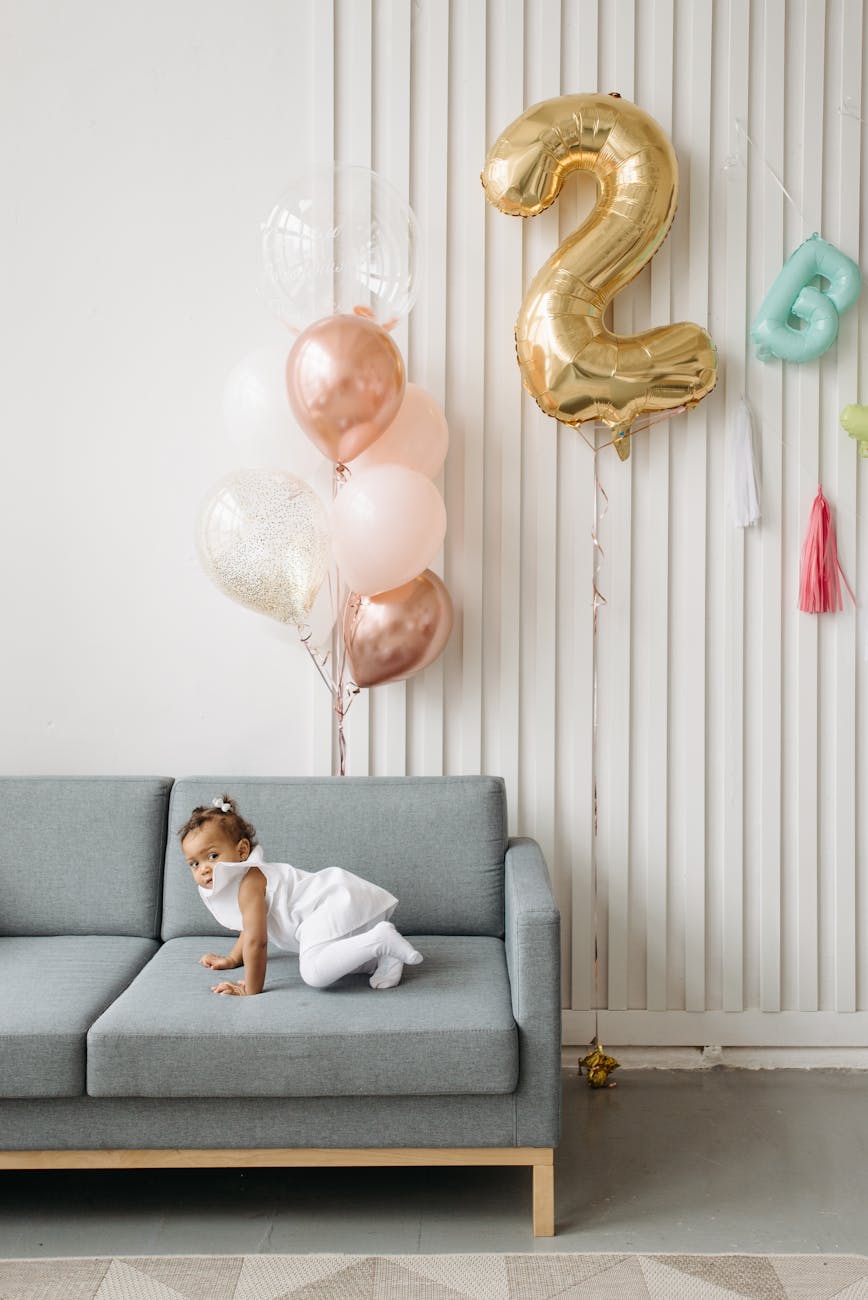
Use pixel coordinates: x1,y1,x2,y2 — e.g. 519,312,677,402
261,163,420,331
196,469,331,627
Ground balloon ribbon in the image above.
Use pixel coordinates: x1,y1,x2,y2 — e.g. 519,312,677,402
299,463,361,776
583,433,620,1088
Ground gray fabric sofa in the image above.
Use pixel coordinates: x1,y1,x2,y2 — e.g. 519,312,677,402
0,775,561,1235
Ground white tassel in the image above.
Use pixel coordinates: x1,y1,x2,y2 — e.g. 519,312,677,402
727,397,761,527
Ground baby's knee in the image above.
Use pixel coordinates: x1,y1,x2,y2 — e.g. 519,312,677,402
298,951,330,989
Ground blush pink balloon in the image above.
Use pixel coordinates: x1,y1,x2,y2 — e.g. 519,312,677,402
331,465,447,596
343,570,454,687
351,383,449,478
285,314,405,464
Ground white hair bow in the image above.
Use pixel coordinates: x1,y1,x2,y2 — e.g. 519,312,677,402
212,798,231,812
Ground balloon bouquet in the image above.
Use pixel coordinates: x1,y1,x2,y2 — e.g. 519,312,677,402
196,164,452,772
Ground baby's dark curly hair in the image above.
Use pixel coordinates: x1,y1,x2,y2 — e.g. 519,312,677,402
177,795,258,850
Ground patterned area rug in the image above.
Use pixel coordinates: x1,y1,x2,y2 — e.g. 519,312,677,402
2,1252,868,1298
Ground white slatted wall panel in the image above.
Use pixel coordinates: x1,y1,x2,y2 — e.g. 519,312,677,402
315,0,867,1046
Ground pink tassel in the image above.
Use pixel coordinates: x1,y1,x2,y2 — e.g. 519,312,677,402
798,485,855,613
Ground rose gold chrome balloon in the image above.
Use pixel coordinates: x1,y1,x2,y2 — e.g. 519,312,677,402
286,314,405,464
482,92,717,460
343,570,454,687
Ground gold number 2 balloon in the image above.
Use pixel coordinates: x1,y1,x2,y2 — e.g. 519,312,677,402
482,92,718,459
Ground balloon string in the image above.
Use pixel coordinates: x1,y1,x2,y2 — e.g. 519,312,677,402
590,434,608,1045
575,405,687,455
301,627,358,777
589,431,620,1076
301,635,339,698
731,118,808,236
300,608,359,723
335,587,361,778
582,410,726,1073
577,403,868,530
331,462,360,776
580,405,868,526
591,441,609,640
334,674,360,778
298,463,360,777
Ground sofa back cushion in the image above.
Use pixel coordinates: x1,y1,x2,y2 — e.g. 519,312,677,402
0,778,172,938
162,776,507,940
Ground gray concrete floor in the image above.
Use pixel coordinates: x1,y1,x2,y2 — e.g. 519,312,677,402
1,1069,867,1257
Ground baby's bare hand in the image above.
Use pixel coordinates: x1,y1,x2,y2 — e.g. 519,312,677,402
211,980,248,996
200,953,233,970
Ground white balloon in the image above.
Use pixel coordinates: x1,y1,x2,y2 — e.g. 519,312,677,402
305,457,340,512
223,345,323,477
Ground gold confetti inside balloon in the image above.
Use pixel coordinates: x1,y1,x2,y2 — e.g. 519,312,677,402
579,1042,620,1088
196,469,331,628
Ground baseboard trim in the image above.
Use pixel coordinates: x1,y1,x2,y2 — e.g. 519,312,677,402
563,1008,868,1048
561,1044,868,1070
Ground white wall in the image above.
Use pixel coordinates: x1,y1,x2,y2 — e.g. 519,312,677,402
2,0,866,1046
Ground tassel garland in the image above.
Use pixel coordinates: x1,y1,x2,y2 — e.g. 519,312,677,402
727,397,761,527
798,485,855,613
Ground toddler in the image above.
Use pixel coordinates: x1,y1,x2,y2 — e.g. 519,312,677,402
179,795,422,997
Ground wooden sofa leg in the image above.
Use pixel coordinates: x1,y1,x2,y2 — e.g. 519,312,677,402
532,1160,555,1236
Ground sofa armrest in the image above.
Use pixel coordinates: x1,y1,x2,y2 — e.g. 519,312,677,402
504,837,561,1147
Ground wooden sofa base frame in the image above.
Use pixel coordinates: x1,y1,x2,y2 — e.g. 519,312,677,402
0,1145,556,1236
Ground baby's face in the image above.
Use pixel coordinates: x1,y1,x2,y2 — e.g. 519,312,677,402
182,822,250,890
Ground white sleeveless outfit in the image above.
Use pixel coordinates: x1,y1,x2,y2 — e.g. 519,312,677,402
197,845,398,953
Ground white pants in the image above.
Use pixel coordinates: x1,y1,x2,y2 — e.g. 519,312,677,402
298,920,415,989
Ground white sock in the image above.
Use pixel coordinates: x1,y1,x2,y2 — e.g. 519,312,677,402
373,921,423,967
299,921,422,990
367,923,424,989
369,954,405,989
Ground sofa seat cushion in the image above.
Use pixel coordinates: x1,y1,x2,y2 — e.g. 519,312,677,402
87,936,518,1099
0,937,160,1098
